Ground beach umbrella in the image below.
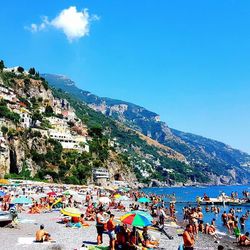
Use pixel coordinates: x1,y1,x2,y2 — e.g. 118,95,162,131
63,190,77,196
13,197,32,204
61,207,81,217
0,179,10,185
138,197,151,203
0,190,5,197
120,211,153,227
114,194,121,199
30,193,47,200
116,195,129,201
99,197,111,203
47,191,57,196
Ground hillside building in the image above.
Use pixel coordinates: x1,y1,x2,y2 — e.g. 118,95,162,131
48,129,89,152
92,168,110,185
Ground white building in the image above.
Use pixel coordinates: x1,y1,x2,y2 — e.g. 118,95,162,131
0,84,17,103
48,129,89,152
92,168,110,185
14,108,32,128
3,67,29,75
20,112,32,128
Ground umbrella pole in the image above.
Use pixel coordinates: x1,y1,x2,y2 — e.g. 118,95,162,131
157,224,173,240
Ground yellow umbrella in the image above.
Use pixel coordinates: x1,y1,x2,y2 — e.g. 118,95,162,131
0,179,10,185
114,194,121,199
60,207,82,217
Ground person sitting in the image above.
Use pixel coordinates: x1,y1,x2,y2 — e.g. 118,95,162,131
35,224,52,242
85,205,95,221
128,226,141,250
66,217,81,228
117,202,126,211
79,214,89,227
116,224,128,249
239,232,250,246
142,226,159,249
207,225,220,241
29,204,40,214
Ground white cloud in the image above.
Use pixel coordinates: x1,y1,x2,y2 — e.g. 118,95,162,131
26,6,99,42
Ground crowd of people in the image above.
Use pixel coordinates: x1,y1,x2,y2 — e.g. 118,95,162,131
2,182,250,249
181,201,250,249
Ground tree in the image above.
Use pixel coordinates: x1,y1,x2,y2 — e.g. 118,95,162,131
17,66,24,73
0,60,5,71
28,67,36,75
45,105,54,116
32,111,43,122
1,126,8,135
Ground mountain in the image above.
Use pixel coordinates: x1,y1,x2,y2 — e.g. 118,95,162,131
42,73,250,185
0,62,203,187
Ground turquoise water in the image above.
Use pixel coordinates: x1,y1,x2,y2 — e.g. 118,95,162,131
143,185,250,233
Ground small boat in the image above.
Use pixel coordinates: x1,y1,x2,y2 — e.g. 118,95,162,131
197,194,247,206
197,197,224,205
0,208,17,227
227,200,246,206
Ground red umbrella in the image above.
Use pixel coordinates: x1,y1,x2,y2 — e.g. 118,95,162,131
47,192,57,196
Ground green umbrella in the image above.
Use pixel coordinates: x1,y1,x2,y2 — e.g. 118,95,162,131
138,197,151,203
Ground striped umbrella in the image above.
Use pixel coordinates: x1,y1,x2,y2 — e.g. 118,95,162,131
120,211,153,227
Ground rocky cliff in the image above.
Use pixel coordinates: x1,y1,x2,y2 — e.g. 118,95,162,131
42,73,250,185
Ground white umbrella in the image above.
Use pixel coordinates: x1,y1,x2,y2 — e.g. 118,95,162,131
99,197,111,203
116,195,129,201
30,193,47,200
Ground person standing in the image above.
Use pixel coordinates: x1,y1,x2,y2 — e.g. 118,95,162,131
107,214,116,250
240,215,247,231
183,224,195,250
96,208,106,245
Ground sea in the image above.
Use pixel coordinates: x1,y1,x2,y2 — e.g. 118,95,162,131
143,185,250,234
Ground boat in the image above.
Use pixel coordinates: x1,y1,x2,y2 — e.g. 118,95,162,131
196,193,243,206
197,196,224,205
0,208,17,227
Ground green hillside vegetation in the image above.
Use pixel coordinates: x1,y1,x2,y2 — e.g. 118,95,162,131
52,88,208,183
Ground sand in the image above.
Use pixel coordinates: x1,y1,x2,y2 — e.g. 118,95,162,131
0,208,241,250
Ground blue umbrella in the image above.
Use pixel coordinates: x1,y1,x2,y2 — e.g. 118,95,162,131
138,197,151,203
13,197,32,204
0,191,5,197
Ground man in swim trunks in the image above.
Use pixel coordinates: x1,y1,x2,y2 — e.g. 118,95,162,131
35,224,51,242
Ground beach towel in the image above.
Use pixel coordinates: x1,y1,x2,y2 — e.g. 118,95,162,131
17,237,57,245
87,246,109,250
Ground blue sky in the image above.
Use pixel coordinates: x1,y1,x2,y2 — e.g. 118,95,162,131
0,1,250,153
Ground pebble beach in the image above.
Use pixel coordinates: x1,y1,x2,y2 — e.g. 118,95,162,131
0,202,239,250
